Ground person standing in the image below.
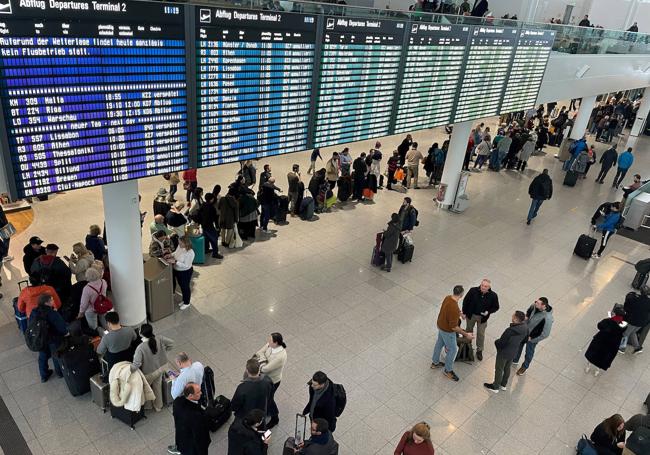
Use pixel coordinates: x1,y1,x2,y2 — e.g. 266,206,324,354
386,150,399,191
325,153,340,190
397,134,413,167
431,285,474,382
307,148,322,175
259,177,281,233
398,198,418,232
168,172,180,202
462,279,500,361
613,147,634,189
590,415,626,455
17,274,62,318
171,383,211,455
526,169,553,225
31,293,68,382
287,164,301,216
585,307,626,376
379,213,401,273
231,358,274,422
170,352,204,400
22,236,45,274
254,333,287,429
578,15,591,26
0,203,12,263
227,409,270,455
296,418,339,455
592,202,622,259
182,168,198,203
516,134,536,172
514,298,553,375
258,164,272,192
198,193,224,260
619,289,650,354
172,237,195,310
484,311,528,393
472,137,491,170
370,141,382,180
596,145,618,184
352,153,368,201
31,243,72,304
303,371,337,432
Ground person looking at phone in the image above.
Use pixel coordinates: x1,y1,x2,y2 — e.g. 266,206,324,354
172,383,211,455
294,418,339,455
227,408,270,455
170,352,204,400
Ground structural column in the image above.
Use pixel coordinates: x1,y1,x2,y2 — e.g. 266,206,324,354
518,0,539,22
626,90,650,150
441,120,473,207
102,180,146,327
570,95,597,140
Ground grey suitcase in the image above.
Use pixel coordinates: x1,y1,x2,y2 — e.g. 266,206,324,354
90,373,109,412
162,373,174,407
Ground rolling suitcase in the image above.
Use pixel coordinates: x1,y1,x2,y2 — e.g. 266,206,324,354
90,373,109,412
371,232,385,267
337,177,351,202
574,233,597,259
625,426,650,455
190,235,205,264
632,272,649,290
206,395,231,432
110,404,145,430
57,340,101,397
162,373,174,407
283,414,308,455
397,234,414,263
13,298,27,333
563,170,578,187
274,196,289,224
300,197,315,220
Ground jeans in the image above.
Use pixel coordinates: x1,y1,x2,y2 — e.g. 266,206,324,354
169,184,177,201
613,167,628,187
620,324,641,349
432,329,458,373
527,199,544,222
384,250,393,271
39,343,62,380
492,355,512,388
513,341,537,369
473,155,487,169
203,227,219,257
260,204,271,230
466,314,487,351
173,267,193,306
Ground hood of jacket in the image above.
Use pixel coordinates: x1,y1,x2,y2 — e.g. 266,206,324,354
527,305,554,342
109,361,156,412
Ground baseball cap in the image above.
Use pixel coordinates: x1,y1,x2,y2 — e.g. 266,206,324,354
29,236,43,245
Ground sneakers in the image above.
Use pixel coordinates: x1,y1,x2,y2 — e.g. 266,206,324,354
512,360,519,366
430,362,444,369
2,256,13,262
444,370,459,382
483,383,499,393
516,367,527,376
500,385,507,391
634,347,643,355
41,369,53,383
167,446,181,455
476,350,483,361
591,253,601,259
584,365,591,374
179,303,191,310
618,348,626,354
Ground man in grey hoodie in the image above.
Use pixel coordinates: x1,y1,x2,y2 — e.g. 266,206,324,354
514,297,554,376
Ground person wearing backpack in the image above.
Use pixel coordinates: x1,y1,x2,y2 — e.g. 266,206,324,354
28,293,68,383
30,243,72,305
77,266,109,333
303,371,338,432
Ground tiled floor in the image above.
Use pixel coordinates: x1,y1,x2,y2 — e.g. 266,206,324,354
0,109,649,455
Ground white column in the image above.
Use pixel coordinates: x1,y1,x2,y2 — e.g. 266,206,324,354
570,95,597,140
102,180,146,327
519,0,540,22
626,90,650,150
441,120,473,206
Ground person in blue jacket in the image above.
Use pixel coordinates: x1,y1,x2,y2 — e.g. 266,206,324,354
613,147,634,189
563,136,587,171
592,202,622,259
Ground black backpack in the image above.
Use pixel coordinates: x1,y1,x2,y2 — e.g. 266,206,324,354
332,383,347,417
25,308,49,352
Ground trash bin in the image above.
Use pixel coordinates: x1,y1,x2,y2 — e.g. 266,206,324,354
143,257,174,322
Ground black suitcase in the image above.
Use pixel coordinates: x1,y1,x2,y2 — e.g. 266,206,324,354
574,234,597,259
626,426,650,454
110,403,145,430
563,170,578,187
635,258,650,274
398,244,414,263
632,271,649,290
206,395,231,432
57,340,101,396
300,197,315,220
337,177,351,202
274,196,289,224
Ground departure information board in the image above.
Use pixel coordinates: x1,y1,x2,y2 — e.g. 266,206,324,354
0,1,189,198
314,17,404,147
499,29,555,114
394,23,469,134
196,8,316,166
453,26,516,123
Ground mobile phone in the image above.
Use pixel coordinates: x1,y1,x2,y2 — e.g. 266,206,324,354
167,370,178,378
262,430,271,440
63,256,70,261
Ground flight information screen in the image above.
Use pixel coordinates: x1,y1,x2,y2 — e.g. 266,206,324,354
453,26,516,123
0,1,188,198
314,17,404,147
499,29,555,114
196,8,316,166
394,23,469,134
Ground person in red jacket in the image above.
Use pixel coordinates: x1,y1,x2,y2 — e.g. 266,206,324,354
17,274,62,318
181,169,197,203
394,422,435,455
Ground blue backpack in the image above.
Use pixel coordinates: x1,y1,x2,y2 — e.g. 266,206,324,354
576,435,597,455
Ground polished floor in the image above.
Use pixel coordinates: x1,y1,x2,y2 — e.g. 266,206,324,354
0,113,649,455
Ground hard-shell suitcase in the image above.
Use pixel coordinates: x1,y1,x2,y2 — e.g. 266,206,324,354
90,373,109,412
162,373,174,407
206,395,231,432
58,340,101,396
371,232,385,267
13,297,27,333
300,197,315,220
110,404,145,430
190,235,205,264
563,170,578,187
283,413,308,455
362,188,374,200
632,271,649,290
574,234,597,259
274,196,289,224
398,244,414,263
337,177,351,202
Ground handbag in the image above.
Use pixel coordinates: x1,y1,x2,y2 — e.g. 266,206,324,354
229,223,243,249
0,222,16,241
182,181,190,190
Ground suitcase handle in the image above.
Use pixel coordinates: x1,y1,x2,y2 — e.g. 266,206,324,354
294,413,307,446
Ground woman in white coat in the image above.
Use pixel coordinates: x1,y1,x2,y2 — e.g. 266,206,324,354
255,332,287,429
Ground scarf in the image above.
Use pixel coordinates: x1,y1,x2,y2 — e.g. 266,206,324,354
309,381,329,418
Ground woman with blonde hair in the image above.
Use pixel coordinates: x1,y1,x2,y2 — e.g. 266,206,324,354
67,243,95,281
394,422,435,455
85,224,106,260
77,266,108,332
172,236,195,310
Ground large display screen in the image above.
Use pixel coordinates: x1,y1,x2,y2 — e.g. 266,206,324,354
0,1,189,198
453,26,516,123
499,29,555,114
394,23,469,134
196,8,316,166
313,17,405,147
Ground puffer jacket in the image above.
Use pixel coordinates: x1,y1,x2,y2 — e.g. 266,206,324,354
109,361,156,412
525,304,554,343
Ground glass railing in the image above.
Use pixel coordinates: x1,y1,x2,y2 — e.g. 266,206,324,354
191,0,650,55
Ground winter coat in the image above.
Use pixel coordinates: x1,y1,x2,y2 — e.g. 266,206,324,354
300,432,339,455
153,197,171,217
495,322,528,360
30,255,72,302
590,421,625,455
231,375,274,419
303,381,337,432
68,252,95,282
462,286,500,322
519,140,535,162
399,205,418,232
22,244,45,274
528,173,553,200
618,151,634,170
600,148,618,169
109,361,156,412
85,234,106,261
174,396,212,455
352,157,367,179
227,418,267,455
597,212,621,233
476,141,491,156
198,201,219,231
218,195,239,229
623,292,650,327
255,344,287,384
585,318,625,370
381,221,401,255
325,159,339,182
571,151,589,173
525,304,554,343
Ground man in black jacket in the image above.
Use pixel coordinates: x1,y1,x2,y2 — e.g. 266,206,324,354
30,244,72,304
596,145,618,183
23,236,45,275
231,358,273,421
303,371,337,432
352,153,368,201
197,194,223,260
619,288,650,354
526,169,553,225
462,279,500,361
172,383,211,455
31,293,69,382
484,311,528,393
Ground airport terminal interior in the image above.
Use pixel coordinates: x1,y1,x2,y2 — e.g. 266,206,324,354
0,0,649,455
